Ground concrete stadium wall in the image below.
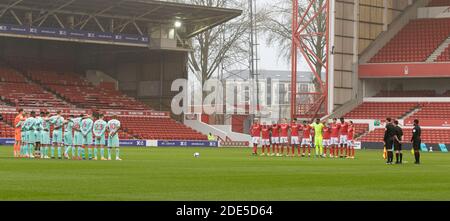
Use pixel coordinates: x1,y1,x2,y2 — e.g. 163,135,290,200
333,0,411,109
418,6,450,18
363,78,450,97
0,37,78,71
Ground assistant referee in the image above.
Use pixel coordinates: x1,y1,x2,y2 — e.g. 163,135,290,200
411,119,421,164
384,118,396,164
393,120,403,164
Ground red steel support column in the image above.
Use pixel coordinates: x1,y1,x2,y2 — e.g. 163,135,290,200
291,0,298,120
291,0,330,120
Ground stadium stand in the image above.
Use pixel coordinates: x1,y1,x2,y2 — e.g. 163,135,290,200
0,67,27,83
27,70,149,110
407,103,450,120
428,0,450,7
354,123,369,138
343,102,418,119
1,113,15,126
369,18,450,63
27,70,90,86
345,101,450,144
115,116,207,140
374,90,437,97
0,82,72,108
442,90,450,96
436,44,450,62
0,66,208,140
360,128,450,144
0,121,14,139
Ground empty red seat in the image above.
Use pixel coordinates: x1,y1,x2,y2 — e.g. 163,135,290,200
369,18,450,63
344,102,418,119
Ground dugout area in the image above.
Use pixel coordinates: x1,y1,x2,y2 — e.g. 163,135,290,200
0,0,241,110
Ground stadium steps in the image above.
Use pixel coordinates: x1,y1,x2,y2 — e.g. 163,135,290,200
0,62,75,109
354,124,370,140
400,106,422,120
355,129,371,141
17,72,77,109
426,36,450,62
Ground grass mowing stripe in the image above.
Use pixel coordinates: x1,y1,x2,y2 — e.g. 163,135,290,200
0,146,449,200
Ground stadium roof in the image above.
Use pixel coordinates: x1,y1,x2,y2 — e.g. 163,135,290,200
0,0,242,38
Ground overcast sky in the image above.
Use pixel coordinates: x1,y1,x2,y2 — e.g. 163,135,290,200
256,0,310,72
257,0,290,71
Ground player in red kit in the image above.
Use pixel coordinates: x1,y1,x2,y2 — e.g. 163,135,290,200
330,118,340,158
261,122,271,156
279,119,289,157
301,120,312,157
339,117,349,158
347,121,355,159
290,119,301,156
322,122,331,158
270,122,280,156
250,118,261,155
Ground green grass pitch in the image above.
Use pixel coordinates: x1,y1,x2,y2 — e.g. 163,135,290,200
0,146,449,201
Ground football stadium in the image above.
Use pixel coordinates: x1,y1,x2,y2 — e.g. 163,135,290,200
0,0,450,203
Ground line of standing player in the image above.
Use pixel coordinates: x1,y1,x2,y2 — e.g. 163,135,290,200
250,117,356,159
13,109,122,161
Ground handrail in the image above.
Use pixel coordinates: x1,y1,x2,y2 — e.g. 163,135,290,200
444,6,450,13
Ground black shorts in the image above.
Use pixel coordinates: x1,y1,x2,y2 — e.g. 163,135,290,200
413,140,421,150
385,139,394,151
394,141,402,151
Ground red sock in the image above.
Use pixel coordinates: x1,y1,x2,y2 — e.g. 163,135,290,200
302,146,306,154
308,146,310,154
253,145,257,154
298,146,301,155
323,147,327,155
267,145,271,154
272,145,275,153
291,146,295,155
352,148,355,157
262,145,265,154
330,146,334,155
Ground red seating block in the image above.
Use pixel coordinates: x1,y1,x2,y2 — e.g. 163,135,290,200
436,44,450,62
343,102,418,120
369,18,450,63
109,116,208,141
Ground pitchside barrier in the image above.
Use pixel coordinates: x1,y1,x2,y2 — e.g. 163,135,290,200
362,142,449,152
0,138,218,148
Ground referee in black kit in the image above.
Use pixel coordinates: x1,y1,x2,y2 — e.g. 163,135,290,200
384,118,396,164
393,120,403,164
411,119,421,164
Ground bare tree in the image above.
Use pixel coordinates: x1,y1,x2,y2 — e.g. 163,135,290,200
261,0,327,93
186,0,251,89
